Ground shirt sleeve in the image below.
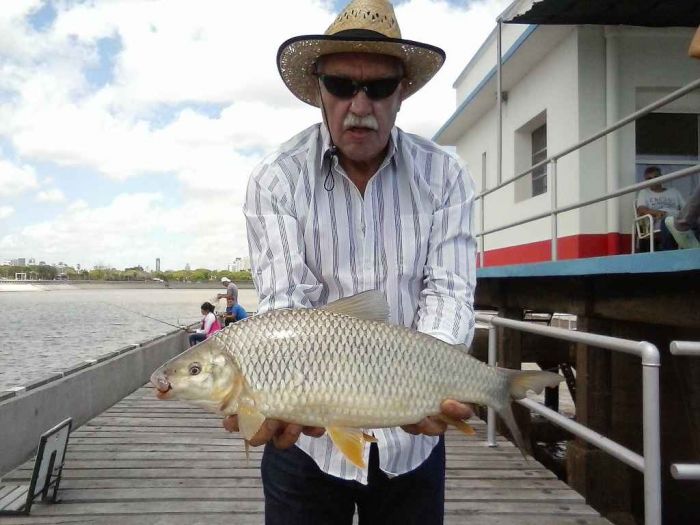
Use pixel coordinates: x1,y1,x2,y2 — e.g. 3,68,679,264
244,162,323,315
415,163,477,348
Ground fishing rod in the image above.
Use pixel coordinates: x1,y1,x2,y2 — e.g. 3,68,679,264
104,302,195,331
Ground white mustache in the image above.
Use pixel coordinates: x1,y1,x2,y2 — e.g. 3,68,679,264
343,114,378,131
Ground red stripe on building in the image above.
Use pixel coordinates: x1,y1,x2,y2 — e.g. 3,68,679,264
480,233,632,267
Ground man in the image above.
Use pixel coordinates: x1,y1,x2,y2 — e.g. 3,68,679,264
636,166,685,249
217,276,238,304
228,0,476,522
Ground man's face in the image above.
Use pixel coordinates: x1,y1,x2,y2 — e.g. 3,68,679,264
644,169,660,181
316,53,403,165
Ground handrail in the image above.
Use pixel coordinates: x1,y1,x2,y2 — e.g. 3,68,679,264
475,75,700,264
669,340,700,481
479,78,700,200
476,312,661,525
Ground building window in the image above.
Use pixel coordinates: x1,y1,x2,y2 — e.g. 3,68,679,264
635,112,699,196
531,124,547,197
514,111,547,202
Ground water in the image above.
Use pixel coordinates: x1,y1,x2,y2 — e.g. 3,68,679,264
0,287,259,391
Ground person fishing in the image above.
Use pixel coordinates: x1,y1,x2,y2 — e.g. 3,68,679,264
230,0,477,522
223,297,248,326
188,302,221,347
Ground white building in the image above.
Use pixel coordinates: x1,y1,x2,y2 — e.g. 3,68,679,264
435,0,699,266
232,257,251,272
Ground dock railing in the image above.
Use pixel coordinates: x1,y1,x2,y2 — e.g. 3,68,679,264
476,77,700,265
476,312,662,525
669,340,700,482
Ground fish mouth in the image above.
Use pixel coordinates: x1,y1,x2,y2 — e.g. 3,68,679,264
151,372,172,399
155,385,172,400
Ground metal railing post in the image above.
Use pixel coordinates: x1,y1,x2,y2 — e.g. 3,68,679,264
480,196,485,267
550,159,558,261
487,321,498,447
640,342,662,525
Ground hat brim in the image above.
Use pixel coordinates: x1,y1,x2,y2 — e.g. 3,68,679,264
277,34,445,107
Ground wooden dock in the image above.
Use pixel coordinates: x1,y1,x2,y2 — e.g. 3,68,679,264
0,386,610,524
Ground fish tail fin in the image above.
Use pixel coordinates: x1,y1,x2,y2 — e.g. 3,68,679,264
497,368,564,458
502,368,563,400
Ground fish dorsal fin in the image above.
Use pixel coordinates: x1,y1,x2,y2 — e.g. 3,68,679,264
321,291,389,322
327,427,373,469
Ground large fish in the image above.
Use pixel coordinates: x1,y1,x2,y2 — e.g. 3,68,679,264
150,291,562,468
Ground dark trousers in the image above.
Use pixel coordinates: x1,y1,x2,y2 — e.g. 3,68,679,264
188,332,206,347
261,437,445,525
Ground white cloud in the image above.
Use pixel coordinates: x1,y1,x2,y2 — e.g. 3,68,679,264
0,160,38,196
36,188,66,203
0,206,14,219
0,0,510,269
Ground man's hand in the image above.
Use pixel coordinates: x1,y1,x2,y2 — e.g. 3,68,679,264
401,399,474,436
223,416,325,449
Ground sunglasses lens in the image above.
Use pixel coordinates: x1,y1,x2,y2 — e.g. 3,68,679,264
365,78,401,100
320,76,357,98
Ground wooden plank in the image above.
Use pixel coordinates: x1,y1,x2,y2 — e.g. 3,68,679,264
0,385,609,525
0,515,612,525
0,486,27,512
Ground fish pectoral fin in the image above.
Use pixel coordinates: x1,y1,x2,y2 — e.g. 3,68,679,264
237,397,266,441
327,427,371,469
435,414,476,436
321,291,389,322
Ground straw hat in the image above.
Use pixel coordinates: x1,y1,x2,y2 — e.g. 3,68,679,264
277,0,445,107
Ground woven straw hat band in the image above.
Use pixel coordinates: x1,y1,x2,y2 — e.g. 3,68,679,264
326,0,401,39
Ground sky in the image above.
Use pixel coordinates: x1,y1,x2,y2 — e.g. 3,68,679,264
0,0,510,271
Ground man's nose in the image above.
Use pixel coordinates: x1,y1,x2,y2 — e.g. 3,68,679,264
349,89,372,115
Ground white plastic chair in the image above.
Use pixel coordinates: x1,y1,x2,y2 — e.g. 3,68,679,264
632,198,657,253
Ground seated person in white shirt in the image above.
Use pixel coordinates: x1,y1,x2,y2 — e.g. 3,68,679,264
636,166,685,249
223,1,476,523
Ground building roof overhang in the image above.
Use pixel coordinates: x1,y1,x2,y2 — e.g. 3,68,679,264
506,0,700,28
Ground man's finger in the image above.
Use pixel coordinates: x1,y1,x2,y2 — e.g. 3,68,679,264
273,424,303,449
440,400,474,420
222,415,239,433
302,426,326,438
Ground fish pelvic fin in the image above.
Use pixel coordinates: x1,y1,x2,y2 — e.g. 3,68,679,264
321,291,389,322
502,368,564,400
435,414,476,436
237,396,265,441
327,427,374,469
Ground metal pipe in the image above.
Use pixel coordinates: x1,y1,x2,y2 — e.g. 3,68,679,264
496,18,503,187
478,77,700,199
487,322,497,447
478,163,700,237
518,398,644,471
487,315,645,357
550,159,558,261
670,340,700,356
605,28,621,252
642,351,662,525
671,463,700,480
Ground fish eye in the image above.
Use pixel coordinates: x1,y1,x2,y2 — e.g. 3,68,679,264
188,363,202,376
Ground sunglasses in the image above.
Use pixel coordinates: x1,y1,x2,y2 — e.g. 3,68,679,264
317,74,402,101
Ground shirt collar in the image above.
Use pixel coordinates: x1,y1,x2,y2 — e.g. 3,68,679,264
319,123,399,168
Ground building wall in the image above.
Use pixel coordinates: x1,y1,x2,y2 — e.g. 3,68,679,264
457,27,581,259
452,24,697,265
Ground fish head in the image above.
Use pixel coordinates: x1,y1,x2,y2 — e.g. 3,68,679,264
150,337,242,414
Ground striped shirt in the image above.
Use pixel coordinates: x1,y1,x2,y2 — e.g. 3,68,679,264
243,123,476,484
